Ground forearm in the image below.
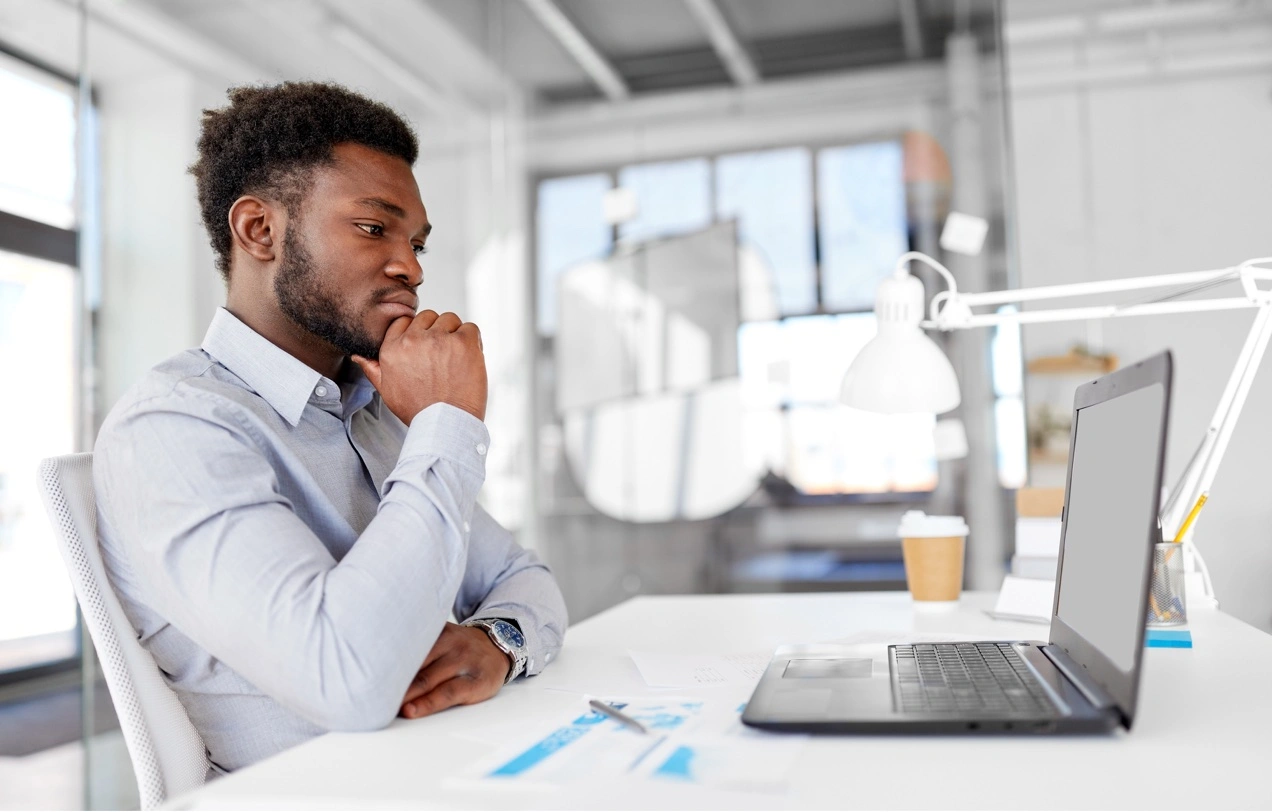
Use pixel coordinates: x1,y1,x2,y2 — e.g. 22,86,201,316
454,507,568,677
466,558,567,676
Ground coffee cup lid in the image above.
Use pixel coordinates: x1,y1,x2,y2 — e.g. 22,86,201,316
897,510,969,538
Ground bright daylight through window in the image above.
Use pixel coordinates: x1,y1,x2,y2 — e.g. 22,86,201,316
0,50,80,674
534,139,1024,505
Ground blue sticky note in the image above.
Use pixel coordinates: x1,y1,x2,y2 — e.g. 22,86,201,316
1145,629,1192,648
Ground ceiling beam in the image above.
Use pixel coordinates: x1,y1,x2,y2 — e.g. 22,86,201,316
517,0,629,101
898,0,925,60
406,0,525,103
328,22,466,120
682,0,758,85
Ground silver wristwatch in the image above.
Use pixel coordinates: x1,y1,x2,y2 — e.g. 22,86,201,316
463,618,528,685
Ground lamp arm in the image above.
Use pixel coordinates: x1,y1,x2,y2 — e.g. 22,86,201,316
923,258,1272,330
1162,304,1272,537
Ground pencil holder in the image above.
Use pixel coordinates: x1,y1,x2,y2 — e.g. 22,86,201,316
1147,542,1187,626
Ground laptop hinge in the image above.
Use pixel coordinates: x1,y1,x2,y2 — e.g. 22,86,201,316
1041,645,1117,711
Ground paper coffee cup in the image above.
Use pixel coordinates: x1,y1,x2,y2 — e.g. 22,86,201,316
897,511,969,607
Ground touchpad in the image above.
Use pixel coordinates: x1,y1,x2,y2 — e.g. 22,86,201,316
782,658,874,679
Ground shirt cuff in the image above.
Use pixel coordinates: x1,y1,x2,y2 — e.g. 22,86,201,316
403,403,491,478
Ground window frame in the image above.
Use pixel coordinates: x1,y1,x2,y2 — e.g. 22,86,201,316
0,39,87,685
530,132,914,329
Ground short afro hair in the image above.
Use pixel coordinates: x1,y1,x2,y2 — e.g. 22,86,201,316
190,81,419,281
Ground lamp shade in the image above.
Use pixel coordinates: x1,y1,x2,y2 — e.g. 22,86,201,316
840,271,962,414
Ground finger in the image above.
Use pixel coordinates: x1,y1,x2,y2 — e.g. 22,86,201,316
431,311,462,333
349,355,381,389
382,314,413,345
455,321,482,351
408,309,440,334
405,676,474,719
401,654,464,709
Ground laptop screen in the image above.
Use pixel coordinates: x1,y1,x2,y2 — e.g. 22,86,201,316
1054,382,1167,673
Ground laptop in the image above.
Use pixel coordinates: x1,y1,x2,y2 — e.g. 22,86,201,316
742,350,1172,735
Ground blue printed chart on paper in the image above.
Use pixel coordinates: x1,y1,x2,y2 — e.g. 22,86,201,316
460,698,806,794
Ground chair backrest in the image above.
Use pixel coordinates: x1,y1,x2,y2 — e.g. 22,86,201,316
37,453,208,809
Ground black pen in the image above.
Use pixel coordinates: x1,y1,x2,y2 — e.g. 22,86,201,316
588,699,649,734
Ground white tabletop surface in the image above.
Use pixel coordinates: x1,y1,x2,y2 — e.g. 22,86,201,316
171,591,1272,810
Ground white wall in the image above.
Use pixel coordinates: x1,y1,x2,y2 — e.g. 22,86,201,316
1009,53,1272,631
96,71,224,412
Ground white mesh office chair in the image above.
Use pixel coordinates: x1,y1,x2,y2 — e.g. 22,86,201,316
37,453,209,809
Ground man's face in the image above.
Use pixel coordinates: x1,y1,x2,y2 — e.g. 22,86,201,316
274,142,430,361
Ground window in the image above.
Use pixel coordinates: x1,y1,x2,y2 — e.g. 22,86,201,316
716,147,816,317
0,50,83,675
817,141,908,312
617,158,711,244
738,314,936,495
992,306,1027,488
535,139,1016,503
536,173,613,336
0,52,77,229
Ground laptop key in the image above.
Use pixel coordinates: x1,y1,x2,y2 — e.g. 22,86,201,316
893,643,1058,717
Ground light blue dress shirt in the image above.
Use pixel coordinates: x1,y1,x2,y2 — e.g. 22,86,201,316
93,308,567,773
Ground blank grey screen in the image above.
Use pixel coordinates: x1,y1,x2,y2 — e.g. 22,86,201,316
1055,383,1164,672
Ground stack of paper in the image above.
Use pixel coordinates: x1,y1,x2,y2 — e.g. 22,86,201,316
995,488,1065,623
991,574,1056,623
1011,487,1063,583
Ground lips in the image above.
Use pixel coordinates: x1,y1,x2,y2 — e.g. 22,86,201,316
377,292,418,320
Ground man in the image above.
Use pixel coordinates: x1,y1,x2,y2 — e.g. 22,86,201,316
93,81,567,774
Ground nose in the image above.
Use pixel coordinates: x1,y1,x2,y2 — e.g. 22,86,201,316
385,241,423,289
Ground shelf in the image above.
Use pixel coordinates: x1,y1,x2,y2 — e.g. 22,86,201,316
1027,350,1118,376
1029,450,1069,466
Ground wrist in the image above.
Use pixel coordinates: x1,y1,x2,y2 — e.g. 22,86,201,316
463,618,527,684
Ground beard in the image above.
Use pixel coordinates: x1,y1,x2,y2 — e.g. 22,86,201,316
274,224,383,361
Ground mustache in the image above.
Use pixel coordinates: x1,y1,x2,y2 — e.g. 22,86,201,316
372,284,420,304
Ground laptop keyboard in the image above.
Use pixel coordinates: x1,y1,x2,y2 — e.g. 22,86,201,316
891,643,1058,716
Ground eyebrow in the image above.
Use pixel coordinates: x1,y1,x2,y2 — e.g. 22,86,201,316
355,197,432,236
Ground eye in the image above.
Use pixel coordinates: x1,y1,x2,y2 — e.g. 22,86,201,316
356,223,384,236
413,244,429,256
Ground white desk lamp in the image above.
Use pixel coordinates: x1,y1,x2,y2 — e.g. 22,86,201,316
842,250,1272,609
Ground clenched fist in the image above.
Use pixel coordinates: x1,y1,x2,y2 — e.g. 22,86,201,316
351,310,487,424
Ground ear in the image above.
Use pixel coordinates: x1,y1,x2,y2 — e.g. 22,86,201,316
227,195,279,264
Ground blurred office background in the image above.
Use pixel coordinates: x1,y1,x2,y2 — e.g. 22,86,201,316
1,0,1270,807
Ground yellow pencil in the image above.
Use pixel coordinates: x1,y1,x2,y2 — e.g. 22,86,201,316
1172,493,1209,543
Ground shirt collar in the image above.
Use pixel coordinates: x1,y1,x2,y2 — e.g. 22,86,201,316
201,308,329,428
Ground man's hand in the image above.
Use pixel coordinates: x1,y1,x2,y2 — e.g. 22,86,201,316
351,310,487,424
399,622,511,720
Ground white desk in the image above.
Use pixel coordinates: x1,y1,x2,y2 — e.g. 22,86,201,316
173,592,1272,809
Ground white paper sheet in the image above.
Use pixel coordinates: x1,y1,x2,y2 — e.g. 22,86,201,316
991,575,1056,623
634,731,805,794
453,697,806,795
628,651,770,688
457,698,707,788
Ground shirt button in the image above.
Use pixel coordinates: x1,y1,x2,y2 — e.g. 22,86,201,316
463,521,471,533
315,385,328,398
476,443,488,455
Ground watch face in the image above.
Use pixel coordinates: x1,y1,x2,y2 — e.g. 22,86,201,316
493,620,525,649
